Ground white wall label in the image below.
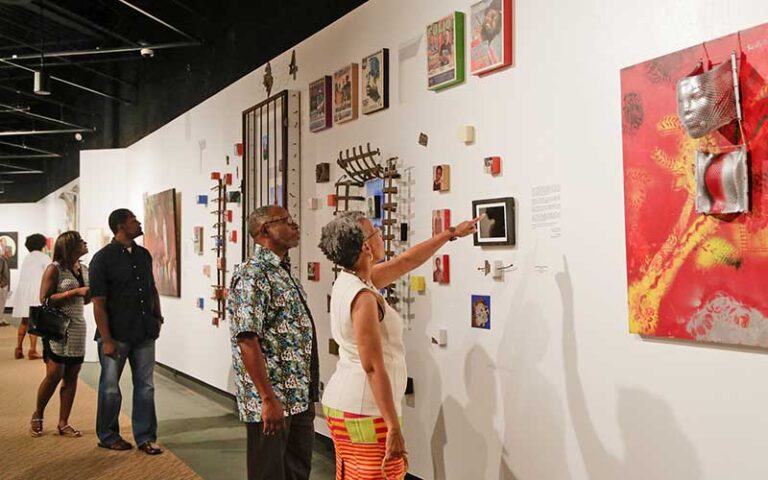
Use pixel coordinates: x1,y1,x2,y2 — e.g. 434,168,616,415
531,184,561,238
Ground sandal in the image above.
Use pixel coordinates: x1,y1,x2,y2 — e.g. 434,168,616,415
28,351,42,360
58,424,82,438
14,347,23,359
137,441,164,455
30,417,43,437
98,438,133,451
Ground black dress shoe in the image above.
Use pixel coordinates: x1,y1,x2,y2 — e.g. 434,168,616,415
137,441,164,455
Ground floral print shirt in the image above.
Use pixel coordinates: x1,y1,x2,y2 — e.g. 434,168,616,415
228,244,318,423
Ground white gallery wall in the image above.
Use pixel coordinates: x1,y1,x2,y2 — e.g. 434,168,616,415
0,178,78,299
75,0,768,478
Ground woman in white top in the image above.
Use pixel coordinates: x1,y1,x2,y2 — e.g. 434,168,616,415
318,211,479,479
11,234,50,360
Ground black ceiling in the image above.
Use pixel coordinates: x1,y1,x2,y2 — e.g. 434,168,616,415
0,0,368,203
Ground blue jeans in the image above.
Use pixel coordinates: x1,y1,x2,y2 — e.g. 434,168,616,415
96,338,157,446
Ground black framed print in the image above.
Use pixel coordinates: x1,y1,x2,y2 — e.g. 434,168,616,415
472,197,515,246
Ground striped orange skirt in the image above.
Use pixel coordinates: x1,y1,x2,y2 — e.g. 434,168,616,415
324,406,408,480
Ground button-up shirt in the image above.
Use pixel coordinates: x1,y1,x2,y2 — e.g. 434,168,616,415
228,244,319,423
89,239,160,344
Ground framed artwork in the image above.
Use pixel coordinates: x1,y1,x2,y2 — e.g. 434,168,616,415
309,76,332,132
307,262,320,281
470,0,513,76
472,197,515,246
433,255,450,283
427,12,465,91
362,48,389,114
433,165,450,192
333,63,359,124
193,226,204,256
366,178,384,225
144,188,180,297
432,209,451,236
0,232,18,269
471,295,491,329
620,21,768,348
315,163,330,183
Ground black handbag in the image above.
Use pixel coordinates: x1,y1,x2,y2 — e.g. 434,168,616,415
28,298,70,341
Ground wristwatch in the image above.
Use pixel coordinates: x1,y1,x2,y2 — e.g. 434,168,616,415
448,226,458,241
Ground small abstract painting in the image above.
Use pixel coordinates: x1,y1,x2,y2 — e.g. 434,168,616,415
144,189,180,297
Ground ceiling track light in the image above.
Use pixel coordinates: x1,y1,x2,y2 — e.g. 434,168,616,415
33,2,51,96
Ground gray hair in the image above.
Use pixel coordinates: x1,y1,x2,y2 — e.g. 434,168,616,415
318,211,366,269
247,205,283,239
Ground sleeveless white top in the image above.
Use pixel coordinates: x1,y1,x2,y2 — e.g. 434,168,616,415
10,251,50,318
322,271,407,416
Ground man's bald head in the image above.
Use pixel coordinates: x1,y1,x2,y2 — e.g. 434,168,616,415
247,205,287,240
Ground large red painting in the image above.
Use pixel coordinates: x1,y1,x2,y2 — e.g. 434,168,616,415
621,22,768,347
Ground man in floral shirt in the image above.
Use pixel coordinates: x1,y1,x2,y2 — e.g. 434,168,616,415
229,205,319,480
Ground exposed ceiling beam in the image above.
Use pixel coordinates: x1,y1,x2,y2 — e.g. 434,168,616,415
0,128,92,137
0,140,60,156
0,41,199,61
37,0,140,47
0,162,43,174
116,0,200,43
0,83,97,119
0,58,132,104
0,153,58,159
0,101,92,129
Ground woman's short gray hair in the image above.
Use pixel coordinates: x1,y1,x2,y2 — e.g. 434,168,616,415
318,211,366,269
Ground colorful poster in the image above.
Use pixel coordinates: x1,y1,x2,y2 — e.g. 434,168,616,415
143,189,180,297
0,232,18,269
333,63,359,124
620,21,768,348
362,49,389,114
470,0,512,75
427,12,465,91
309,76,332,132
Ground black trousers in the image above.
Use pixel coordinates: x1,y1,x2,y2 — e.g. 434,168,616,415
246,405,315,480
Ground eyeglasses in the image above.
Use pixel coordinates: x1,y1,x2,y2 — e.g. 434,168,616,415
364,226,383,241
262,215,297,228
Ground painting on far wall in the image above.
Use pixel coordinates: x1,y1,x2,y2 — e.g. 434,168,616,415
309,76,332,132
0,232,18,269
144,189,180,297
470,0,513,76
362,48,389,114
620,21,768,349
427,11,465,91
333,63,359,124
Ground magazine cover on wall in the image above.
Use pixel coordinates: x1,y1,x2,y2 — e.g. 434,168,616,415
333,63,359,124
362,48,389,114
0,232,18,269
144,188,180,297
309,76,332,132
620,21,768,349
427,11,465,91
472,197,515,246
470,0,512,75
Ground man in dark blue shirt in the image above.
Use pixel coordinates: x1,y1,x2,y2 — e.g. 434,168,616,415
89,208,164,455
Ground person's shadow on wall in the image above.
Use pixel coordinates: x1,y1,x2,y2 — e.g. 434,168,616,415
558,258,702,480
430,346,502,480
496,258,571,480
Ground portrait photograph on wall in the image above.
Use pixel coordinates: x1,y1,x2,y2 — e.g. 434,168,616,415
362,48,389,114
333,63,359,124
471,294,491,329
433,254,450,284
144,188,180,297
309,76,332,132
620,21,768,349
432,209,451,236
0,232,18,269
470,0,513,76
472,197,515,246
427,11,465,91
433,164,450,192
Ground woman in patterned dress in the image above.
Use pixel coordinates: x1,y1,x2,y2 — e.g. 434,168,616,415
30,231,90,438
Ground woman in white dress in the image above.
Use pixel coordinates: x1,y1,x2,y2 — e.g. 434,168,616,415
318,211,479,479
11,234,49,360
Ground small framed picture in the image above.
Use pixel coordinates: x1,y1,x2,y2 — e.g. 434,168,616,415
427,12,465,91
471,295,491,329
333,63,359,124
432,255,450,283
472,197,515,246
433,165,450,192
470,0,513,76
307,262,320,281
432,209,451,236
309,76,333,132
362,48,389,114
315,163,330,183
